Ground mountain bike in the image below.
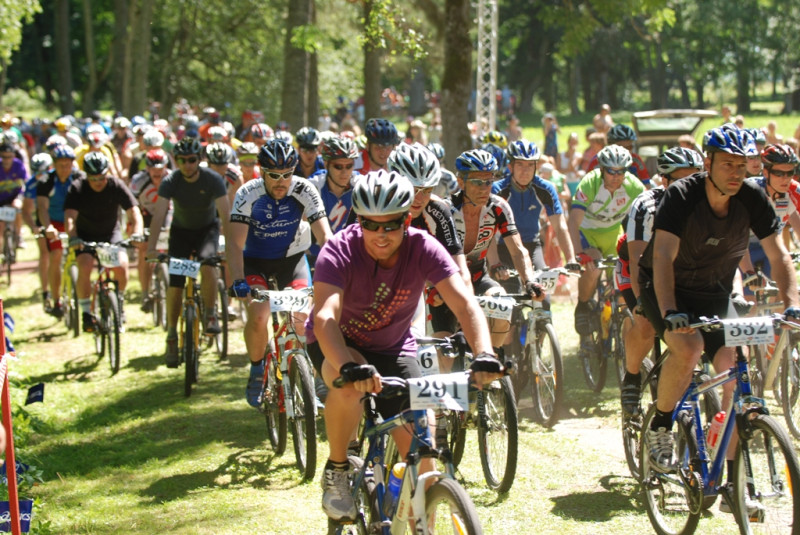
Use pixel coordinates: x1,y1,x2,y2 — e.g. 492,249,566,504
250,286,317,480
417,331,518,494
580,255,632,393
80,240,136,374
0,206,18,285
503,267,578,427
641,313,800,535
145,227,170,331
152,254,225,397
328,373,482,535
59,234,80,338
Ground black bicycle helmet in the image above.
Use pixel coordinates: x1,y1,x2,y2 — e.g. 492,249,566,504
84,151,110,175
173,137,202,156
295,127,321,149
761,144,799,168
607,124,637,143
365,118,400,146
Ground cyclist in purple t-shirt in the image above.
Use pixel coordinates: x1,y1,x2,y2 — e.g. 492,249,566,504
306,170,502,522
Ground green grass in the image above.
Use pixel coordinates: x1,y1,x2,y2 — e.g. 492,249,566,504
0,233,759,534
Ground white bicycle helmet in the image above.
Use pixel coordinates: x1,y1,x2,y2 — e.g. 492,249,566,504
31,153,53,175
352,170,414,216
656,147,704,177
596,145,633,169
387,143,441,188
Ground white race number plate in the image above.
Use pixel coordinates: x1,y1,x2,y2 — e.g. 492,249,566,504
408,372,469,411
168,258,201,279
417,344,440,376
722,317,774,346
475,295,515,320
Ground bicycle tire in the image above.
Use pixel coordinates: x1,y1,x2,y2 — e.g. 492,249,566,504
747,343,768,399
613,308,633,387
622,358,654,481
289,352,317,480
214,278,228,360
106,290,121,374
581,327,607,393
65,264,80,338
780,335,800,440
263,356,288,454
93,293,105,357
183,305,197,397
640,405,701,535
530,321,563,428
425,478,483,535
152,263,168,331
3,228,12,285
477,376,518,493
447,410,467,469
732,413,800,534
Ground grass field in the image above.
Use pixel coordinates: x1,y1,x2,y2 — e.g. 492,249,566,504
0,236,781,534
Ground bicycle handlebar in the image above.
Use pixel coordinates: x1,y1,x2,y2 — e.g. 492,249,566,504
250,287,314,302
147,253,225,266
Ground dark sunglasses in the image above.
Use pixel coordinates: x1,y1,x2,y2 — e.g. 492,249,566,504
261,169,294,181
359,214,406,233
332,163,355,171
604,168,625,175
770,169,796,178
176,156,199,164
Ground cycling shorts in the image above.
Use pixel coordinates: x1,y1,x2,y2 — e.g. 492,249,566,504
244,253,310,290
308,340,422,418
430,270,503,334
167,221,220,288
580,227,622,258
46,221,65,251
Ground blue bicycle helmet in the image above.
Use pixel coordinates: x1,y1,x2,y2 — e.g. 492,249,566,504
746,127,767,146
506,139,541,162
258,139,298,170
365,118,400,146
455,149,498,175
703,124,757,157
480,143,508,168
52,145,75,160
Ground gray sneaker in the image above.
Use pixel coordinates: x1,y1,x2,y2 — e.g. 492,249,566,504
321,466,356,520
620,381,641,418
646,426,677,473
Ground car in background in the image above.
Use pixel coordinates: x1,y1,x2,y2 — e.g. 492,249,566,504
632,109,719,177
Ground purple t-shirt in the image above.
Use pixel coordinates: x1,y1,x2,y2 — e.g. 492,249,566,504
306,225,458,358
0,158,27,206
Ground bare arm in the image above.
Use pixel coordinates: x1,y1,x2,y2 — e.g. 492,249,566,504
226,222,248,281
215,194,231,246
549,212,575,264
436,273,493,355
761,232,800,308
628,240,648,298
145,197,170,256
504,232,535,285
126,206,143,236
310,217,333,247
567,207,586,257
64,208,78,238
652,230,681,316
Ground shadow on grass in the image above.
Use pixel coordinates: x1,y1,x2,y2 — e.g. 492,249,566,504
550,474,641,522
24,354,103,384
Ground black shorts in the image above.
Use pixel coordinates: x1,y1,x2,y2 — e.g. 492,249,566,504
308,340,422,418
244,253,311,289
430,270,502,334
639,279,736,360
167,221,220,287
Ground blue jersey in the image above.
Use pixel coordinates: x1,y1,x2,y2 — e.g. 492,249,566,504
295,156,325,178
36,170,77,223
230,177,327,260
492,175,562,243
306,171,355,257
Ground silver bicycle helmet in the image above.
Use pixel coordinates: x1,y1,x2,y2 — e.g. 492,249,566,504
351,170,414,216
387,143,441,188
596,145,633,169
656,147,704,177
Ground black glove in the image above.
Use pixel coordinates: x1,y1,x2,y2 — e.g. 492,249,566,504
469,353,503,374
564,262,582,273
448,331,471,358
525,280,543,298
339,362,378,383
664,310,690,331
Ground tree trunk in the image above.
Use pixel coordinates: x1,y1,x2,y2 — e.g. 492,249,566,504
408,66,427,117
54,0,74,114
363,0,382,122
0,58,6,109
306,0,319,128
281,0,312,130
129,0,154,116
694,77,705,109
441,0,472,163
82,0,98,115
112,0,129,111
677,74,690,108
568,60,580,115
736,61,751,113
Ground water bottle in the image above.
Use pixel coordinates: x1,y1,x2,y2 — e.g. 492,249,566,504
707,411,726,455
600,301,612,339
384,462,406,516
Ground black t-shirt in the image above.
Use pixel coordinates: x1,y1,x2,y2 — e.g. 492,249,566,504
64,176,138,242
639,172,779,297
158,167,227,230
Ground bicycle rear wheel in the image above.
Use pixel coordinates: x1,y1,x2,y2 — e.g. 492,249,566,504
581,329,607,393
183,305,197,397
640,406,701,535
477,376,518,493
530,321,563,428
447,410,467,469
780,335,800,440
732,413,800,534
151,263,168,331
425,478,483,534
92,293,105,357
214,278,228,360
289,352,317,480
612,308,633,387
263,355,287,454
622,358,655,481
105,290,121,374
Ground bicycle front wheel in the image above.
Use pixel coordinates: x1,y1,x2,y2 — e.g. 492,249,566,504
612,308,633,387
93,294,105,357
152,263,168,331
289,352,317,480
622,357,654,481
425,478,483,535
183,305,197,397
780,335,800,440
447,410,467,469
214,278,228,360
732,413,800,534
640,406,701,535
263,356,288,454
581,309,607,392
65,264,80,337
105,291,121,374
530,321,563,428
477,376,518,493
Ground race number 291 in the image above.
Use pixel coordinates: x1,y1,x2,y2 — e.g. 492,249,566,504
408,373,468,411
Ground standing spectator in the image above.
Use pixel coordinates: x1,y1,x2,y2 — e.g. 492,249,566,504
592,104,613,134
721,105,732,124
506,115,523,143
543,113,561,160
580,131,606,174
764,121,784,145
